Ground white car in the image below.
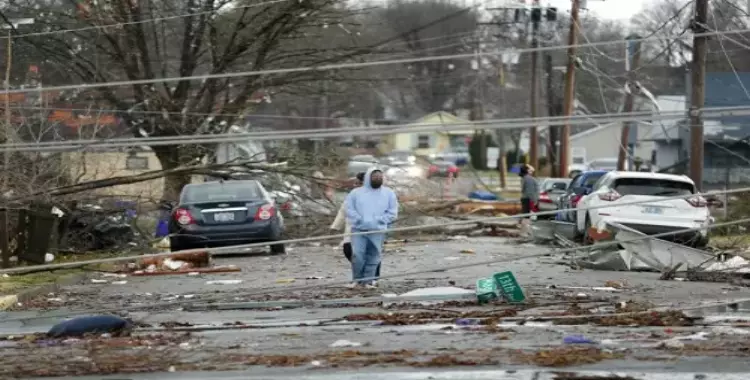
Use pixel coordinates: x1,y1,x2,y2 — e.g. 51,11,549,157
575,171,711,247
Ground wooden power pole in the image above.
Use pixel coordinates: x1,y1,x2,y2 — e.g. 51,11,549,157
528,1,541,170
689,0,709,189
558,0,580,178
617,35,642,171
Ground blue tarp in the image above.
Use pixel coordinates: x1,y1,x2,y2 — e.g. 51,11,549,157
468,191,500,201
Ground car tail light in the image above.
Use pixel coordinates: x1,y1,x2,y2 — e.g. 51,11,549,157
429,165,438,173
571,194,583,207
280,201,292,211
174,208,194,225
598,190,621,201
448,165,458,173
255,204,276,220
686,195,707,208
539,191,552,203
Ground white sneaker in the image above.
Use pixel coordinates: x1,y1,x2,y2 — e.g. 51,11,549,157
346,282,359,289
365,283,377,289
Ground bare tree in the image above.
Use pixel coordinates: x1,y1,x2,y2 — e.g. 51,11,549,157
2,0,369,200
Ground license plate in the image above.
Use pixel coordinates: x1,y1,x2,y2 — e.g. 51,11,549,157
642,206,663,214
213,212,235,222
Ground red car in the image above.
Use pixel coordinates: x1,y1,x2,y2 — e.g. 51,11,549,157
427,160,459,179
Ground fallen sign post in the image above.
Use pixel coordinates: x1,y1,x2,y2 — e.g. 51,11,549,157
476,277,498,304
494,271,526,303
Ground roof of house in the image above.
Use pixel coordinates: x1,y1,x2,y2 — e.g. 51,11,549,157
703,72,750,139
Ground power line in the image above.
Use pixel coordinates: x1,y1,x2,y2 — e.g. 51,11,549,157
1,0,293,39
5,105,750,153
2,28,750,96
3,213,748,322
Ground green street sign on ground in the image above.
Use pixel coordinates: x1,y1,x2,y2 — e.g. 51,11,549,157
493,271,526,303
476,277,498,304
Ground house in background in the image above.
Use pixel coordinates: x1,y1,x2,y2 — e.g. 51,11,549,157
387,111,471,157
648,72,750,188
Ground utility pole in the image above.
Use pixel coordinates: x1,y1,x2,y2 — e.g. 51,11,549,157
545,53,560,177
617,34,642,171
689,0,708,189
558,0,580,178
528,2,541,170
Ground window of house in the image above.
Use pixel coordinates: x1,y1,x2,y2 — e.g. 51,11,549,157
417,135,430,149
125,155,149,170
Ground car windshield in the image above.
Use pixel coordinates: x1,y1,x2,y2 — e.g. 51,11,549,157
612,178,695,196
582,173,605,187
182,182,262,203
543,180,569,191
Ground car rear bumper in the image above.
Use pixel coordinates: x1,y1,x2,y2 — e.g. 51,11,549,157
171,219,283,247
610,221,708,244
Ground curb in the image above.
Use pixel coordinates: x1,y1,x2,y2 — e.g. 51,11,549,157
0,271,91,311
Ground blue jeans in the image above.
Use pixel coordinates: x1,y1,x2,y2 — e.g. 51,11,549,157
350,232,385,284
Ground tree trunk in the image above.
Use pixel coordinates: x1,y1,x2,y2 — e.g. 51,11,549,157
153,145,192,202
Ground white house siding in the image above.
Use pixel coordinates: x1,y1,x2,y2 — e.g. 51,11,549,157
569,122,657,164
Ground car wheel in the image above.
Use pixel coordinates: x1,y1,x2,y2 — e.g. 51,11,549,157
270,243,286,255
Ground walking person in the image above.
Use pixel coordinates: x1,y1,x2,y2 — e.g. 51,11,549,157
519,164,539,235
345,167,398,288
330,173,382,278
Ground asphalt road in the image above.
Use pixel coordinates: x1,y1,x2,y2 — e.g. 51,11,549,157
3,236,750,377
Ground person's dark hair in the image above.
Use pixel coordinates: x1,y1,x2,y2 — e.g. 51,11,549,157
356,172,365,182
518,165,528,177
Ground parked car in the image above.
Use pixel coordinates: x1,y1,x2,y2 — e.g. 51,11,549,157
168,180,286,254
575,172,710,247
347,154,379,177
385,150,416,165
427,159,459,179
556,170,608,223
537,178,571,216
385,161,424,180
430,149,470,166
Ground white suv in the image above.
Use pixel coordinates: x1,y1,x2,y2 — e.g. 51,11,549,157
575,171,711,247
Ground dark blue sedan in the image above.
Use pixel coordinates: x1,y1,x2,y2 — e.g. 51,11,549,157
168,180,285,254
556,170,609,223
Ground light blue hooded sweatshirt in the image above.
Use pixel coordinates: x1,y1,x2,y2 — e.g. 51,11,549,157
345,167,399,232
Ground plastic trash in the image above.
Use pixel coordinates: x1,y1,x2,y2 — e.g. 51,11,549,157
206,280,243,285
47,315,132,338
563,335,596,344
330,339,362,348
455,318,482,326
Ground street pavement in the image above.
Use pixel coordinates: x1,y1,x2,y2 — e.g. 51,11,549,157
3,236,750,377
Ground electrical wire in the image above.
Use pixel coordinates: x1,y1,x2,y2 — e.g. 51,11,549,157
5,105,750,153
1,28,749,96
3,214,749,322
1,185,746,276
1,0,294,39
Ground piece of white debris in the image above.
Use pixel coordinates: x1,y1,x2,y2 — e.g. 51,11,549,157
102,273,127,278
90,279,108,284
206,280,243,285
168,366,176,372
657,339,684,350
111,281,128,285
310,360,322,366
187,272,200,276
183,294,195,299
329,339,362,348
179,342,190,349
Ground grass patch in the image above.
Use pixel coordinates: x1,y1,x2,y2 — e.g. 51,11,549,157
0,269,84,295
710,234,750,251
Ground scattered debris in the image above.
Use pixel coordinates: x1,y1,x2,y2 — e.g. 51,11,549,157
330,339,362,348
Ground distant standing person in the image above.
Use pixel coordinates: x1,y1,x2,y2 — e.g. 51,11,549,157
330,172,381,278
519,164,539,229
345,168,398,288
